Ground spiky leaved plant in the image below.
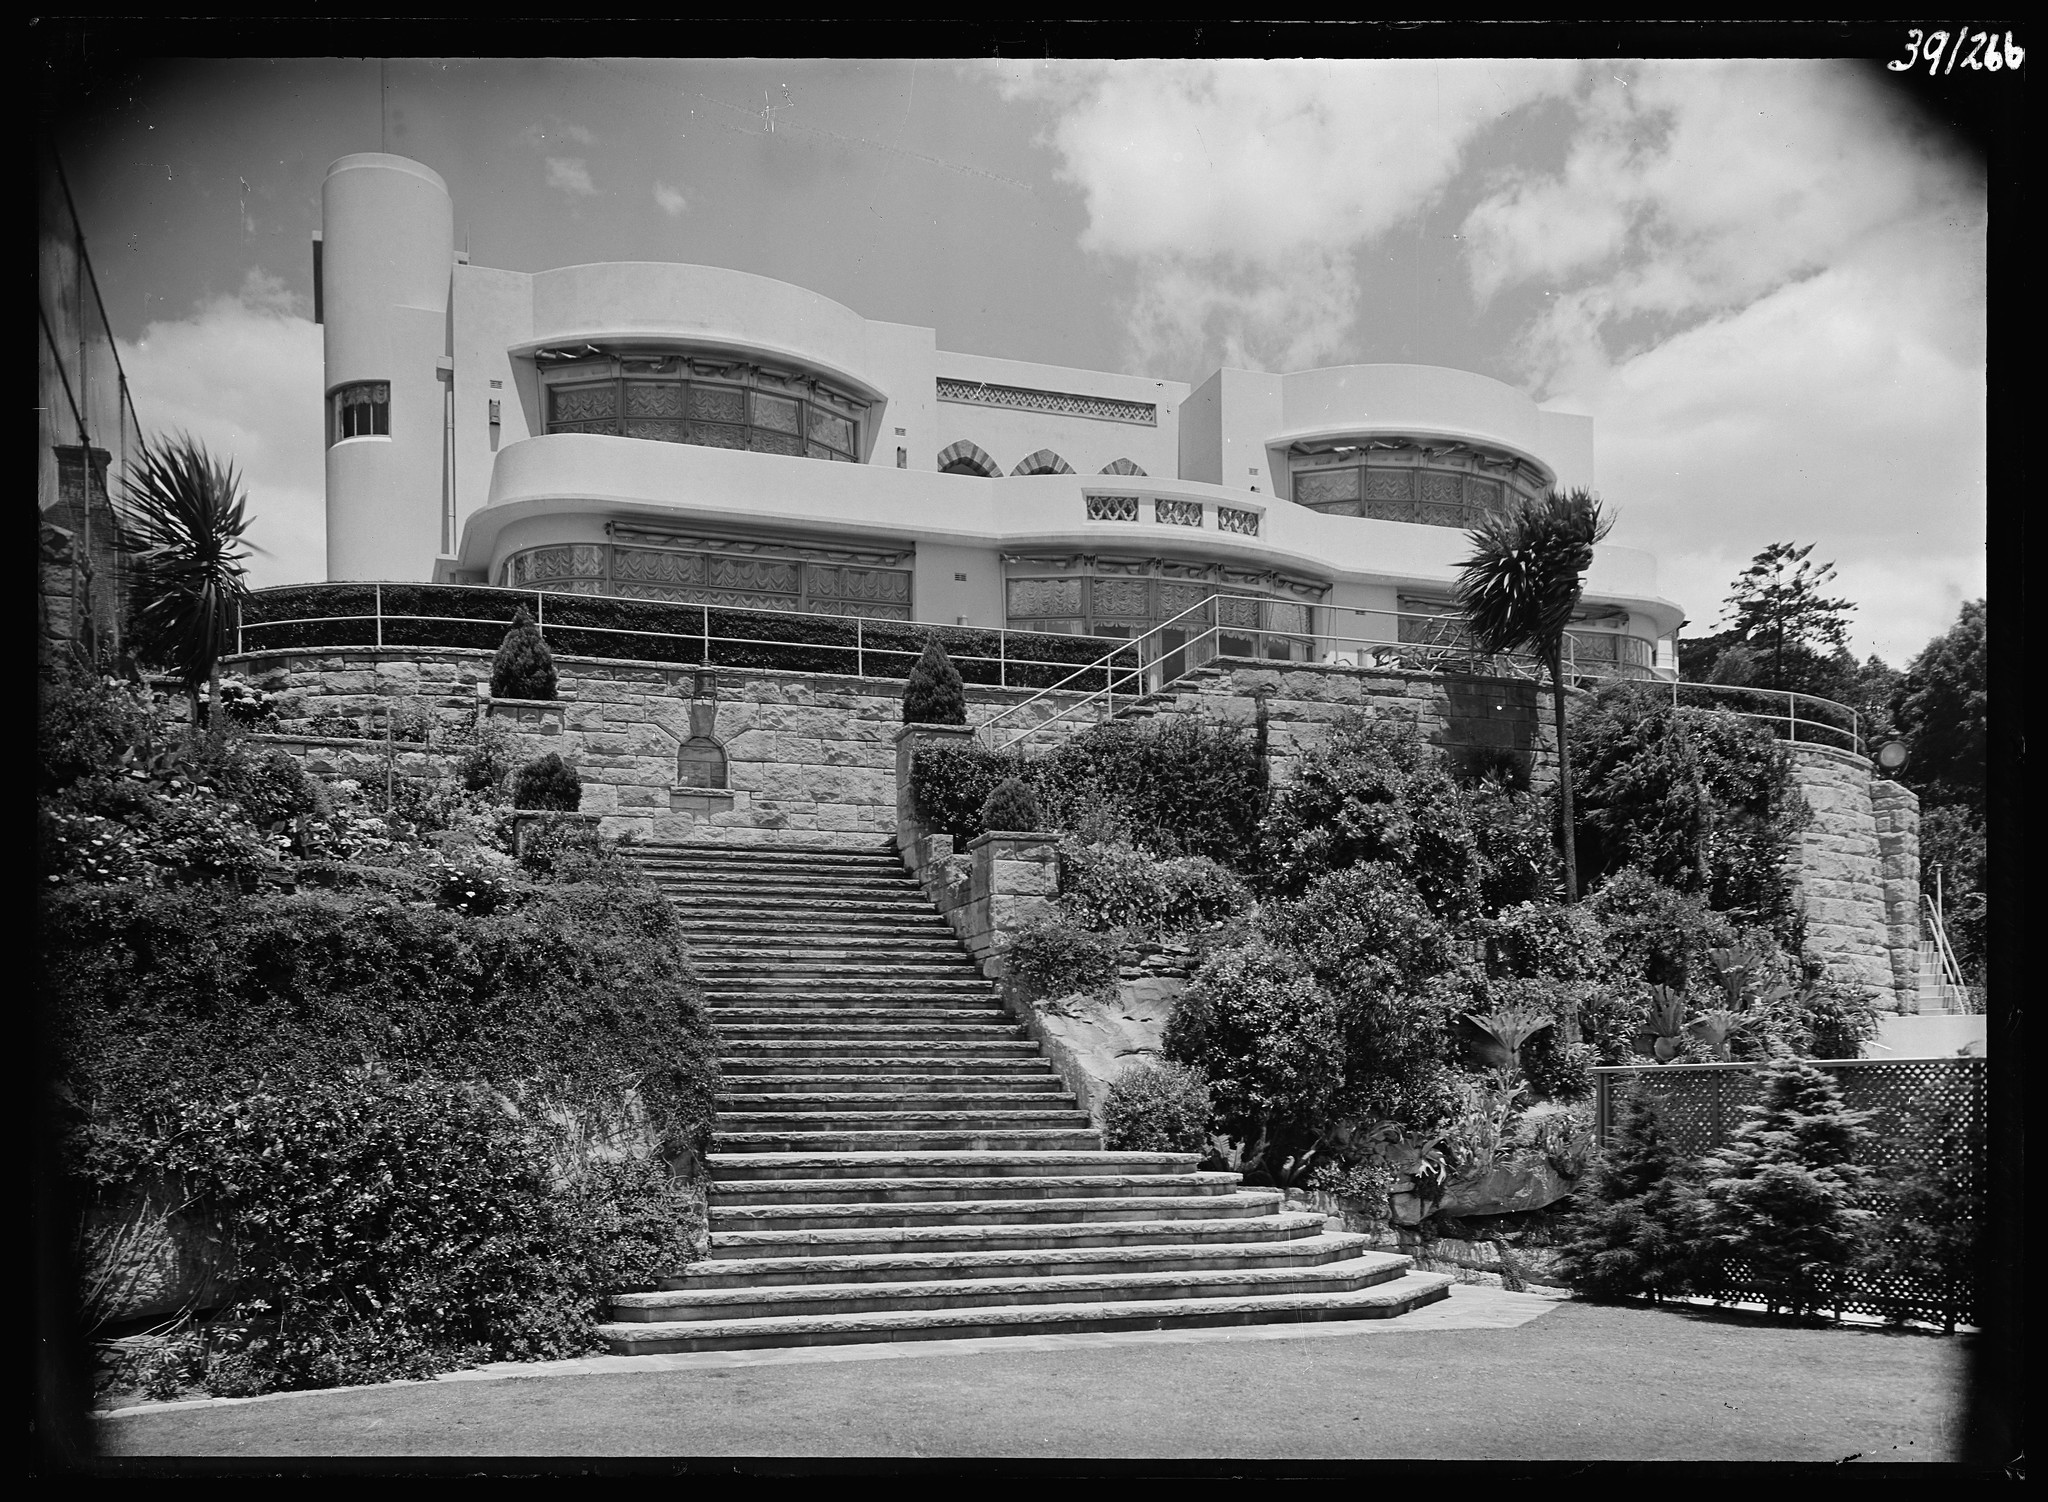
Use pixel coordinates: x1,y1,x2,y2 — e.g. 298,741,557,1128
1455,487,1614,901
115,433,260,725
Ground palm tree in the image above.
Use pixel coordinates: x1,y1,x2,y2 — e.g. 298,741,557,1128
116,434,259,725
1455,487,1613,901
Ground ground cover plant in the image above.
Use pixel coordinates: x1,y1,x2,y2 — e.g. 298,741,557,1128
39,658,714,1400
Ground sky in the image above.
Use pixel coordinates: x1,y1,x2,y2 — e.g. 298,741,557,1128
48,54,1988,668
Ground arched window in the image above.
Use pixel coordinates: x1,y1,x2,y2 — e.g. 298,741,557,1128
1010,449,1075,476
677,736,727,790
935,439,1001,477
1100,457,1146,477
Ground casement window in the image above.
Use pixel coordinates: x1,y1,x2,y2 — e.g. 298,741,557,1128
536,349,865,464
330,382,390,443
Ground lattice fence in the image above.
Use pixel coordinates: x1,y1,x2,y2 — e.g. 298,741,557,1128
1592,1059,1986,1327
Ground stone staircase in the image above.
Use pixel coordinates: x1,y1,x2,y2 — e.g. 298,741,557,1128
596,840,1452,1353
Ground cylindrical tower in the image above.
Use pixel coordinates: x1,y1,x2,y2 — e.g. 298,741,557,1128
320,153,454,581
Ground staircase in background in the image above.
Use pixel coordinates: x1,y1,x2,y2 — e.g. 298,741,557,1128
598,840,1452,1353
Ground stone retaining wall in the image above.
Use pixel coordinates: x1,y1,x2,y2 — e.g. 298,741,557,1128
1870,776,1925,1012
1784,744,1919,1011
225,646,1093,847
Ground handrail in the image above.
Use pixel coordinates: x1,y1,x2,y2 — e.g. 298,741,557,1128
1661,679,1863,757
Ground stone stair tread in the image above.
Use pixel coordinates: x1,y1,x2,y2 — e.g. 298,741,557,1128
613,1252,1417,1318
708,1172,1243,1201
710,1151,1200,1173
709,1190,1284,1227
667,1232,1380,1286
714,1132,1107,1151
596,1272,1456,1351
710,1211,1327,1253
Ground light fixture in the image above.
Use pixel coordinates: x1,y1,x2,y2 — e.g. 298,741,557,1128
1876,740,1909,772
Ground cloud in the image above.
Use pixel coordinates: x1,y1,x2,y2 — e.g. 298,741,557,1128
991,59,1574,373
117,271,326,589
653,181,687,218
545,157,598,197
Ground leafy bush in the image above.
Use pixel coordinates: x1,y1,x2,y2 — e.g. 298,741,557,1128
1055,839,1252,939
1100,1061,1214,1154
451,715,520,796
1468,778,1559,911
1162,940,1346,1184
1033,716,1266,866
1002,915,1122,1003
122,1072,701,1394
910,740,1015,839
1256,714,1482,920
45,882,721,1179
437,862,518,917
1586,866,1737,992
1305,1160,1398,1226
1554,1086,1699,1303
1479,901,1607,982
491,607,557,701
1694,1058,1877,1316
979,776,1042,832
1862,1093,1983,1331
512,753,582,811
902,637,967,724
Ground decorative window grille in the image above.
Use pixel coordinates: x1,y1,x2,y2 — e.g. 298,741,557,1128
676,737,727,789
538,351,864,464
1288,440,1548,530
499,535,911,620
1217,506,1260,536
937,377,1156,427
1155,498,1203,528
331,381,390,443
1085,494,1139,522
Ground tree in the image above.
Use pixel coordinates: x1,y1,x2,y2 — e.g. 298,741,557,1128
1721,542,1855,690
902,637,967,724
491,607,557,701
1554,1086,1699,1303
1695,1058,1876,1317
115,434,259,724
1456,487,1614,902
1891,599,1986,812
1862,1092,1983,1333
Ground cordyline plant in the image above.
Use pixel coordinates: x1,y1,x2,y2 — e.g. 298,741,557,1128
116,434,260,725
1455,487,1614,902
1463,1007,1554,1079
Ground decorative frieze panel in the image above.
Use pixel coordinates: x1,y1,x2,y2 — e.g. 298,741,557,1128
937,377,1157,426
1085,494,1140,522
1217,506,1260,536
1155,498,1203,528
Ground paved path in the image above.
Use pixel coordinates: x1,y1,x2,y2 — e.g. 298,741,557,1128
94,1288,1968,1462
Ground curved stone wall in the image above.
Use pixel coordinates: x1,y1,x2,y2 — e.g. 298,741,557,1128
1785,744,1921,1012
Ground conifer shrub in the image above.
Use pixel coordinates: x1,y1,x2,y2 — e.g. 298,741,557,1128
1695,1057,1878,1316
491,607,558,701
978,776,1042,832
1101,1061,1214,1154
901,637,967,724
1862,1093,1983,1331
512,752,582,811
1554,1086,1700,1302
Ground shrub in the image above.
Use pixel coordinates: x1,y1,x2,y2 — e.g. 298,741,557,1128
979,777,1042,832
1034,716,1266,866
1468,778,1559,912
512,753,582,812
452,716,520,796
1694,1058,1878,1316
1163,940,1346,1184
128,1072,702,1394
491,607,557,702
1256,714,1481,920
1554,1086,1700,1303
1305,1160,1398,1226
1862,1093,1983,1332
909,740,1015,839
1587,866,1736,992
1100,1061,1214,1154
1002,915,1121,1003
1055,840,1252,939
902,637,967,724
437,862,519,917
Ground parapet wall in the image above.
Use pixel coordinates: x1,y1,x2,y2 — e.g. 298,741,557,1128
225,646,1091,848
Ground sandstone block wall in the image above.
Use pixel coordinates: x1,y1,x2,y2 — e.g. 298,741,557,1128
1116,657,1560,789
225,646,1093,848
1784,744,1921,1012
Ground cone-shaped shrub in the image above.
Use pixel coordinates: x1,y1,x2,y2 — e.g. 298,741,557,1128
1102,1061,1214,1153
1554,1086,1699,1303
901,637,966,724
1695,1057,1877,1317
979,776,1041,832
512,752,582,811
492,607,557,701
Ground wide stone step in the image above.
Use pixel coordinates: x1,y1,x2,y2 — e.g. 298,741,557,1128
709,1172,1242,1205
666,1230,1374,1288
696,956,984,972
682,922,959,939
714,1021,1021,1039
718,1074,1068,1096
662,889,935,908
597,1271,1455,1353
709,1151,1200,1181
690,944,970,961
718,1108,1093,1131
718,1056,1055,1075
613,1251,1417,1323
703,983,999,1001
708,1190,1283,1232
720,1041,1040,1060
714,1092,1078,1114
705,1008,1013,1026
715,1128,1105,1153
708,1211,1326,1260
